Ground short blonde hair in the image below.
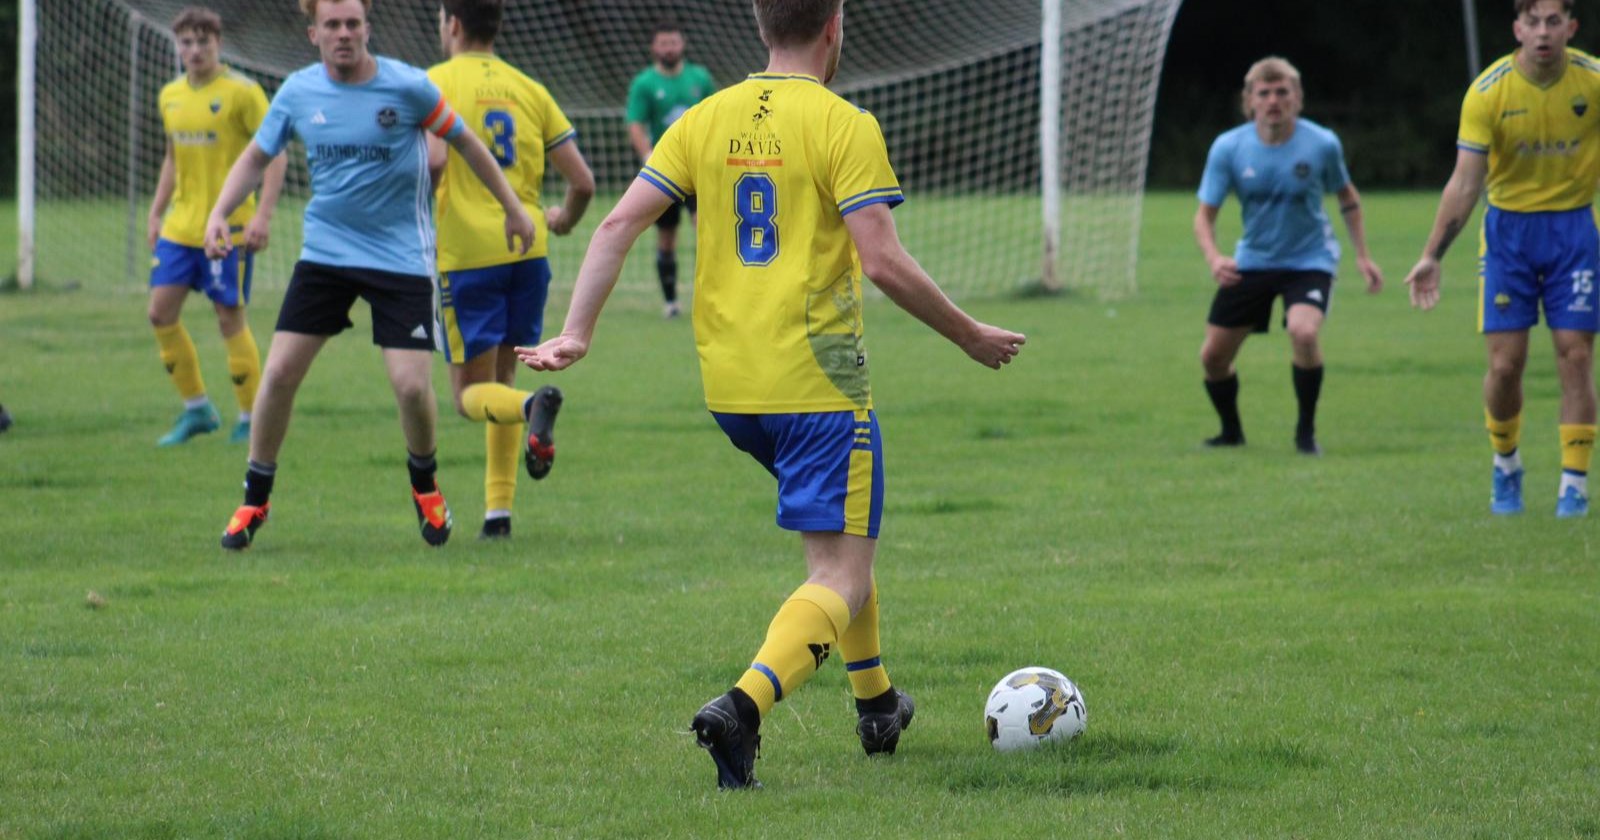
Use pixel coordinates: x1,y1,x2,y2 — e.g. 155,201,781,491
300,0,372,20
1240,56,1302,118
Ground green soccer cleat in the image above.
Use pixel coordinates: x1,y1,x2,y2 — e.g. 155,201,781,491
158,404,221,447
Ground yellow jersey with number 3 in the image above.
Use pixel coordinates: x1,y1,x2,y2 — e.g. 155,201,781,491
428,53,576,270
157,67,269,247
641,73,904,414
1459,48,1600,212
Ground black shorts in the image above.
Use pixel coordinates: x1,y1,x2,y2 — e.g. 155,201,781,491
655,195,698,231
1207,270,1333,333
276,260,436,350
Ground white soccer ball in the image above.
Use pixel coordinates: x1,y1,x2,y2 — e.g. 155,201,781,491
984,666,1087,752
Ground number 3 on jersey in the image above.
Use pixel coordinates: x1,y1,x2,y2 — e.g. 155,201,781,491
735,173,779,266
484,109,516,168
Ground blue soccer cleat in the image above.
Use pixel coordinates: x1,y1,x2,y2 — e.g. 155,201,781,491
228,419,251,445
1557,485,1589,519
158,404,221,447
1491,466,1524,515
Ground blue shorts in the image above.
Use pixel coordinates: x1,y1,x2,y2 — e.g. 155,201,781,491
437,258,551,363
713,409,885,538
1480,205,1600,333
149,238,253,308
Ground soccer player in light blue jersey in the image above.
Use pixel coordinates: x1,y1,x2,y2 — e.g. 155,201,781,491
1194,57,1383,455
203,0,535,550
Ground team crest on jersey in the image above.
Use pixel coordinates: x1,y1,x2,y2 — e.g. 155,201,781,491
1573,95,1589,117
376,107,399,129
1294,161,1311,179
209,98,222,114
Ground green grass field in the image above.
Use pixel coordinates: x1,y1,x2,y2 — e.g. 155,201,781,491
3,192,1599,838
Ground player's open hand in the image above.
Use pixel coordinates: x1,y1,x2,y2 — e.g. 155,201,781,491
963,324,1026,370
506,208,536,256
1357,255,1384,294
242,216,271,253
1405,257,1442,310
1208,254,1243,287
203,215,233,260
546,207,575,236
516,335,589,372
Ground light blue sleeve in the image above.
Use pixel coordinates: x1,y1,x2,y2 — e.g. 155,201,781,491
1322,131,1352,193
253,78,297,157
1196,134,1232,207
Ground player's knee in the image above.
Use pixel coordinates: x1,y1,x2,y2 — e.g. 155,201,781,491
147,307,175,328
1199,342,1231,375
1487,353,1526,381
1557,341,1594,371
1287,322,1320,351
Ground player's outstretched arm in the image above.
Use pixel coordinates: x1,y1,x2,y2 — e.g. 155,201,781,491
1193,203,1242,287
242,152,289,254
447,128,536,256
1335,183,1384,294
843,203,1024,370
147,141,177,250
1406,149,1488,310
545,142,596,236
517,178,674,372
204,142,273,259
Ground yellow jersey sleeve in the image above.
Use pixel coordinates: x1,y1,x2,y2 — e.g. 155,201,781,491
640,114,694,203
541,88,576,151
234,76,269,138
1458,82,1494,155
830,109,903,216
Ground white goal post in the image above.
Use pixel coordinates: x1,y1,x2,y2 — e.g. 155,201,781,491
15,0,1183,300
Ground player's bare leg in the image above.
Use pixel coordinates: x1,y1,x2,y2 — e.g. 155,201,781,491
1552,329,1596,516
387,348,451,545
1286,303,1325,454
1200,324,1251,447
1485,330,1530,515
221,330,329,549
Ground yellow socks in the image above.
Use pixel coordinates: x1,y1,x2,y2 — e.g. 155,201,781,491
838,581,891,701
223,326,261,416
485,421,520,513
1560,424,1596,498
461,383,531,425
734,583,852,718
1486,410,1522,457
154,323,205,401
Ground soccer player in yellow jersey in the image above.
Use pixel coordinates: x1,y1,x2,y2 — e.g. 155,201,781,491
426,0,595,541
1406,0,1600,518
146,7,287,447
519,0,1025,789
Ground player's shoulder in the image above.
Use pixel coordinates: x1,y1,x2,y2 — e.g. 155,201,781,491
1210,122,1253,152
218,67,265,97
279,62,324,94
629,66,659,88
376,55,431,84
1294,118,1341,146
1469,54,1517,95
1568,48,1600,76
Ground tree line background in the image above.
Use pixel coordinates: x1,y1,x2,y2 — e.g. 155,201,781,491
4,0,1600,195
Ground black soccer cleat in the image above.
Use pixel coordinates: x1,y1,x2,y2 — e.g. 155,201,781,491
691,690,762,790
1204,432,1245,448
1295,434,1322,456
856,687,915,756
220,503,269,551
524,385,563,481
479,516,511,540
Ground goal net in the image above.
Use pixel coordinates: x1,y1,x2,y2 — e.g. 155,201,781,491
19,0,1181,300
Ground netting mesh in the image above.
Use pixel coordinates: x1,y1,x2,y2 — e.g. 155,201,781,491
25,0,1181,300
